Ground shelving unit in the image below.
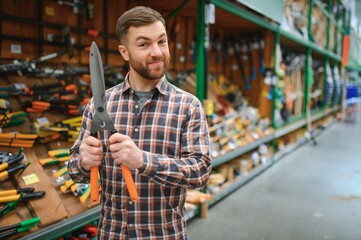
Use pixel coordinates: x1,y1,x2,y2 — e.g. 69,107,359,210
1,0,358,239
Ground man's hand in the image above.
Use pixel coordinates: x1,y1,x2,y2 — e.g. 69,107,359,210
109,133,143,170
79,136,103,171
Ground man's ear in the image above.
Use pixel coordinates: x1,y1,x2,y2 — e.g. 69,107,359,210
118,45,129,61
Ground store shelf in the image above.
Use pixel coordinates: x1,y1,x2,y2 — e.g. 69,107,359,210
212,134,274,168
312,106,340,121
275,105,340,138
211,0,342,62
275,119,307,138
21,196,200,240
312,0,344,34
209,161,273,206
20,206,101,240
184,207,200,221
273,141,305,162
274,117,338,162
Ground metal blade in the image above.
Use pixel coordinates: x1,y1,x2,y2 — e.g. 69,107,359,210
90,42,106,110
89,42,116,132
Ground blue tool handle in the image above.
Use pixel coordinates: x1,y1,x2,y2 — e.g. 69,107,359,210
245,76,251,90
251,67,256,81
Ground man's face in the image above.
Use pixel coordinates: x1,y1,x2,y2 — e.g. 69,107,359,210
118,21,170,81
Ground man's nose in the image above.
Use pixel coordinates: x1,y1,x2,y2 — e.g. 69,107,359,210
150,44,162,57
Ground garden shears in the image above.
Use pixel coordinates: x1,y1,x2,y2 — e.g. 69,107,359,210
89,42,138,202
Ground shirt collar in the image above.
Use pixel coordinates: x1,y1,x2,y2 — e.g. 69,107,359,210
120,72,169,96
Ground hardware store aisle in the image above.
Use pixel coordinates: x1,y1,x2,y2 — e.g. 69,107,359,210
188,119,361,240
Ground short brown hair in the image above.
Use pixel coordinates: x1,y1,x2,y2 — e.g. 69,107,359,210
116,6,165,44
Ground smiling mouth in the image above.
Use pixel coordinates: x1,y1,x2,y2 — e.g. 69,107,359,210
148,61,163,67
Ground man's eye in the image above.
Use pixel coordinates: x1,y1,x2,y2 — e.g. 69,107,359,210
138,43,147,47
159,39,167,44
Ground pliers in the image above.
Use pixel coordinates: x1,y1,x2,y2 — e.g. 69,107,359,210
89,42,138,202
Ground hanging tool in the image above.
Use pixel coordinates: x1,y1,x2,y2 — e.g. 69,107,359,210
89,42,138,202
0,217,40,239
0,26,73,76
229,37,251,90
255,35,266,74
243,36,256,81
211,31,222,64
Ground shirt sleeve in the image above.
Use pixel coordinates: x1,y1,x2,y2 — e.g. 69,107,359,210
67,102,92,183
138,98,212,189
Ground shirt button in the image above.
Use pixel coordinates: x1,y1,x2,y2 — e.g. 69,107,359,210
134,128,139,132
129,201,133,205
128,224,133,228
135,105,139,109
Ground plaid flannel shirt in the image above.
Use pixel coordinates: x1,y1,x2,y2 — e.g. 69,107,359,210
68,75,212,239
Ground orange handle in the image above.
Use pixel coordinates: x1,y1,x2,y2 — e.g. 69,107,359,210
90,166,99,203
121,165,138,201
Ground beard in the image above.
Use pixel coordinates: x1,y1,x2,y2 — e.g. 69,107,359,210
129,55,170,81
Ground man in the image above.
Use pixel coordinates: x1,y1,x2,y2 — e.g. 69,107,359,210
67,6,211,240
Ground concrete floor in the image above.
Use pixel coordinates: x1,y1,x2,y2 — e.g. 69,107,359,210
188,118,361,240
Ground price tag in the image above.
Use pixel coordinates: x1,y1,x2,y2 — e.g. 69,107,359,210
22,173,40,185
37,117,50,126
10,44,22,54
45,6,55,16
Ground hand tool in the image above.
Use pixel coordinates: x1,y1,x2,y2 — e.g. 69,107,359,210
0,163,26,181
255,35,266,74
48,148,69,158
228,37,251,90
243,37,256,81
0,200,20,216
0,217,40,239
53,165,68,178
0,191,45,203
0,150,24,172
89,42,138,202
0,187,34,197
0,111,27,128
0,148,23,163
0,133,38,148
79,184,91,203
39,156,69,166
60,179,75,193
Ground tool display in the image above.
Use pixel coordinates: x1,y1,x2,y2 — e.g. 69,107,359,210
33,117,83,143
0,133,38,148
0,190,45,203
0,187,35,197
0,199,20,217
0,217,40,239
0,149,24,172
89,42,138,202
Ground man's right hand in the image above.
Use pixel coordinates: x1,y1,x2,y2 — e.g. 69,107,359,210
79,136,103,171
